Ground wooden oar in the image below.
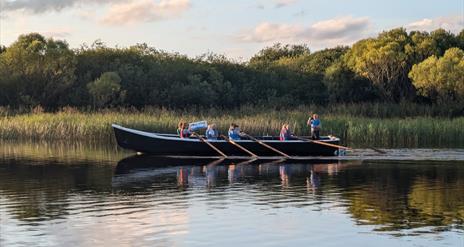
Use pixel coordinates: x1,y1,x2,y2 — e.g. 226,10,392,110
220,134,258,159
242,132,291,158
368,147,387,154
192,133,228,158
295,136,386,154
293,136,352,150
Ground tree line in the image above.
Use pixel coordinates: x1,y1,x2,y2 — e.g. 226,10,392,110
0,28,463,110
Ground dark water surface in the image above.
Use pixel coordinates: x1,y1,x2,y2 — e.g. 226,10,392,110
0,141,463,247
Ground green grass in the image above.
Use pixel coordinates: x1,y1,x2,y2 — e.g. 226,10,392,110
0,107,463,148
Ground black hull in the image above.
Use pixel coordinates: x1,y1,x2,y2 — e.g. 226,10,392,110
112,124,341,157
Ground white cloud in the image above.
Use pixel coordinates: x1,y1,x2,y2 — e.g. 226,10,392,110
42,28,73,38
239,22,302,42
407,16,463,33
100,0,190,26
238,16,371,48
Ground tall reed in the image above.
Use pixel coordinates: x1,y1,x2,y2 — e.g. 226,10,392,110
0,107,463,148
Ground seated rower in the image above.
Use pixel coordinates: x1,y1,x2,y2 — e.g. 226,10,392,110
279,124,293,141
228,123,242,140
205,124,219,140
177,121,192,138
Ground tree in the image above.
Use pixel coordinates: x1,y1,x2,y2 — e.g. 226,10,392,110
249,43,310,65
345,28,416,102
302,46,349,75
87,72,126,108
0,33,76,107
324,60,377,103
407,31,438,63
458,30,464,49
409,47,464,103
430,29,459,56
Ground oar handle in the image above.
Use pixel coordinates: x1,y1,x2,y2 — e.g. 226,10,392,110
294,136,351,150
220,134,258,158
242,133,291,158
192,133,228,158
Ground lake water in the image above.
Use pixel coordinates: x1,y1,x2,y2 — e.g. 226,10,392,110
0,141,463,247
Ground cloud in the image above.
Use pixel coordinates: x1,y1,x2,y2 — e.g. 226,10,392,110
0,0,119,13
274,0,298,8
306,16,370,40
407,16,463,33
239,22,301,43
42,28,73,38
237,16,371,48
100,0,190,25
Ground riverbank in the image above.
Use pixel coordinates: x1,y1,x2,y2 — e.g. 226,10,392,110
0,105,463,148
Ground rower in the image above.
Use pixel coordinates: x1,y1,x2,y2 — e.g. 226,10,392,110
228,123,243,140
177,121,192,138
205,124,219,140
279,124,293,141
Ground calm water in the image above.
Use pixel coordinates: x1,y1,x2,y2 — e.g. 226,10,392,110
0,141,463,247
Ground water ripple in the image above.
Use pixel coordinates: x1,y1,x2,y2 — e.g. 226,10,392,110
1,154,464,247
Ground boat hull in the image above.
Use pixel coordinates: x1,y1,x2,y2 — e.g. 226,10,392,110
113,124,341,157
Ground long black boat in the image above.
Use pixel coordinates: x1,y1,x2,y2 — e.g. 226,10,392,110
112,124,342,158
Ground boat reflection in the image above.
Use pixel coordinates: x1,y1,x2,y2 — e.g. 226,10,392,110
113,155,357,189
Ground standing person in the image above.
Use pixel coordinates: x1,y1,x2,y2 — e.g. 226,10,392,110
310,114,321,140
279,124,293,141
205,124,219,140
228,123,242,140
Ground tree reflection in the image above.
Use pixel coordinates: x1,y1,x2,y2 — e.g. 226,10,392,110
0,158,113,221
1,155,463,234
340,162,464,232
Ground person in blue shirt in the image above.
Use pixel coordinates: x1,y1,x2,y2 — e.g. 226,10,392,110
310,114,321,140
205,124,219,140
228,123,242,140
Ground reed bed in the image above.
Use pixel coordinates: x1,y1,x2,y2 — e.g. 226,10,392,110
0,107,463,148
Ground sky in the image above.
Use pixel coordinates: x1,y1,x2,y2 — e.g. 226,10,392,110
0,0,463,60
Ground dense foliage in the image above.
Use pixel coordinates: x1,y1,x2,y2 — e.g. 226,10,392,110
0,28,463,110
409,47,464,103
